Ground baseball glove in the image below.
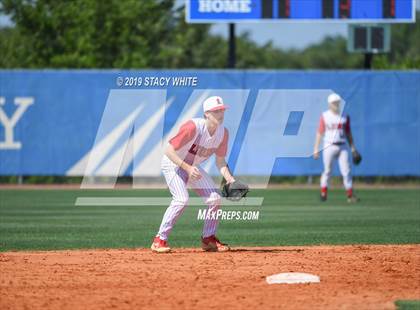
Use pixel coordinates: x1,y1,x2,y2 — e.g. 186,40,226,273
222,180,249,201
352,149,362,165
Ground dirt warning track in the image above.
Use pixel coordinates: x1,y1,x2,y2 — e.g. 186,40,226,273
1,245,419,309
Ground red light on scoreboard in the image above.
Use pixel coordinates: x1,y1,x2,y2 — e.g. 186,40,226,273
383,0,396,18
339,0,351,19
279,0,291,18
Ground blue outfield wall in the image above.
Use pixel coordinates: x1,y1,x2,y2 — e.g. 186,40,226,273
0,70,419,176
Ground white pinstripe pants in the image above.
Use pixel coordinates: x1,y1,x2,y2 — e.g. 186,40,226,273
321,144,353,190
157,159,221,240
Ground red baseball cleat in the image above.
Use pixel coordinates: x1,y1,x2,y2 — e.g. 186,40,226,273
201,235,230,252
320,187,328,202
151,236,171,253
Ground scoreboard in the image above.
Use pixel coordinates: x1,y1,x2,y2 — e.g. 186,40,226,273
186,0,416,23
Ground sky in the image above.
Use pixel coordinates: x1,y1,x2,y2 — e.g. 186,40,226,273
211,22,348,50
0,0,418,50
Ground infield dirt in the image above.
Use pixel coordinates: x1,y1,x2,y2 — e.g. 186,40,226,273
1,245,419,309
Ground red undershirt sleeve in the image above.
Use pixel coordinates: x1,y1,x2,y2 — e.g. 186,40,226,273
318,116,325,134
169,120,196,150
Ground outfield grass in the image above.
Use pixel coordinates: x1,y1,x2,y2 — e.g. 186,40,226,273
395,300,420,310
0,189,419,251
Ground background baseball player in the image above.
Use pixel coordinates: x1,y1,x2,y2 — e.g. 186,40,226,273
151,96,236,253
313,93,360,203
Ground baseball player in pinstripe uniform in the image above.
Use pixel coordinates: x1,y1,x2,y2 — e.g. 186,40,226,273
313,93,360,203
151,96,235,253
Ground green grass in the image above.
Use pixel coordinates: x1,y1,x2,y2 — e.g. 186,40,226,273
395,300,420,310
0,189,419,251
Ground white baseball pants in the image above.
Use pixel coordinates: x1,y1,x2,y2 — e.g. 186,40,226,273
157,160,221,241
320,144,353,190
